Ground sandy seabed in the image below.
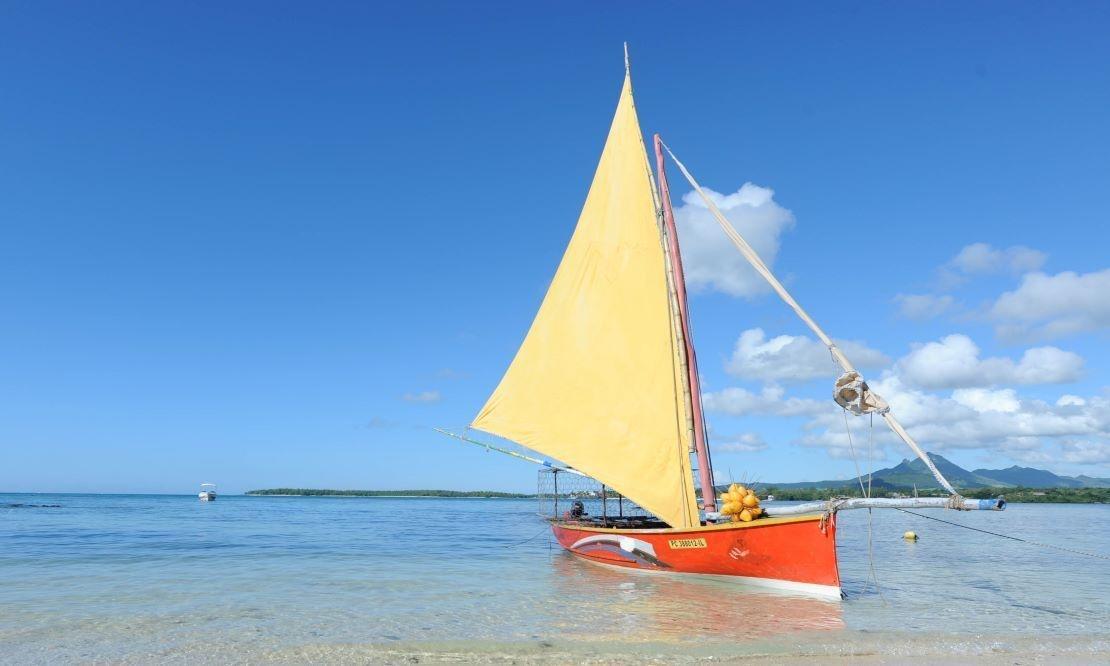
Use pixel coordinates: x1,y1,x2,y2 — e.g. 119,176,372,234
26,633,1103,666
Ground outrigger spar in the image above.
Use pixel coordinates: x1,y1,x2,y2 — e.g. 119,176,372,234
438,48,1004,597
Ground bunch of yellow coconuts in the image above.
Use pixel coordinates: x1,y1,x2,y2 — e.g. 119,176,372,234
718,484,763,522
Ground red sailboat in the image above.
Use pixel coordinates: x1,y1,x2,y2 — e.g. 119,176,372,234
441,47,1003,599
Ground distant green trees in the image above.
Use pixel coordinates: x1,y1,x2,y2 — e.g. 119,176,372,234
244,488,532,498
760,485,1110,503
243,486,1109,503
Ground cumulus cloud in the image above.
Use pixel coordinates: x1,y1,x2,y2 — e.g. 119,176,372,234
1055,440,1110,465
798,373,1110,465
713,432,769,453
704,325,1104,470
938,242,1046,288
1057,395,1087,407
401,390,441,403
951,388,1020,413
703,385,826,417
673,184,794,297
725,328,890,383
990,269,1110,340
894,293,955,320
894,334,1083,389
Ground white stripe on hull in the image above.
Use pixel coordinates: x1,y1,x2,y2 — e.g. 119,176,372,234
566,549,844,601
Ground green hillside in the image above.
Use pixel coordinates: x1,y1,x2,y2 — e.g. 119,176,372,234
757,453,1106,491
972,465,1083,488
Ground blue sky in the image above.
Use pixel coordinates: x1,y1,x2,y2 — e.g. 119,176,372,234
3,2,1109,493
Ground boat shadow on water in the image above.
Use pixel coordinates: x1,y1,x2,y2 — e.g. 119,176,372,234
545,551,845,644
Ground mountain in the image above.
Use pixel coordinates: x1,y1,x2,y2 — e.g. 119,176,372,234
757,453,1105,490
972,466,1083,488
1073,475,1110,488
872,454,1003,489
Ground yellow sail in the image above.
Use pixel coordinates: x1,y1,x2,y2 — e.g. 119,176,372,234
472,73,699,528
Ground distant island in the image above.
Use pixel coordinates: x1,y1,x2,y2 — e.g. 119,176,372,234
727,453,1110,503
748,453,1110,491
245,488,531,498
246,454,1109,503
758,485,1109,504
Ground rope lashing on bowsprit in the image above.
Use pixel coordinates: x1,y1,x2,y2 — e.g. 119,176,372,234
818,498,852,534
897,509,1110,561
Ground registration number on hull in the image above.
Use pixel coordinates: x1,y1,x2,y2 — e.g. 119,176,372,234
667,538,707,549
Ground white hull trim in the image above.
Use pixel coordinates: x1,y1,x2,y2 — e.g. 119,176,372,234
567,550,843,601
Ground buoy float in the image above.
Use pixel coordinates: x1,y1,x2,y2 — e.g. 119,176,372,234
903,530,918,541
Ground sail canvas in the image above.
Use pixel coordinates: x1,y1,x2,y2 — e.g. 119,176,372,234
471,73,700,529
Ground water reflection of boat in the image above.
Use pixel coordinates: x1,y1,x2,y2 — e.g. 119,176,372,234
547,553,844,644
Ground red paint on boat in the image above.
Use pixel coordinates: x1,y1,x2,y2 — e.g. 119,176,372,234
550,514,840,595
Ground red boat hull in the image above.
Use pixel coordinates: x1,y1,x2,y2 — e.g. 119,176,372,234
551,514,841,598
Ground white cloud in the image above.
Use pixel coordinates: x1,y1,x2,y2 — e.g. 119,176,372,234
714,432,769,453
990,269,1110,340
1055,440,1110,465
703,385,826,417
881,374,1107,450
725,328,890,383
894,293,955,320
674,184,794,297
1057,395,1087,407
402,390,441,403
951,388,1020,413
939,242,1046,288
895,334,1083,389
798,372,1110,466
705,329,1105,471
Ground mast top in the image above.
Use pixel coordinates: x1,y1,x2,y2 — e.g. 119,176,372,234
624,42,630,75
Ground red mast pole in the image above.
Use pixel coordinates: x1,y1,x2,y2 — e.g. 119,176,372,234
654,133,716,512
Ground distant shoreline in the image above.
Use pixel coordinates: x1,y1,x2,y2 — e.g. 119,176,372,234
246,493,533,499
245,488,532,498
244,486,1109,503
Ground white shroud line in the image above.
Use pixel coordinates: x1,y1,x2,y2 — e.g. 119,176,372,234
660,140,957,496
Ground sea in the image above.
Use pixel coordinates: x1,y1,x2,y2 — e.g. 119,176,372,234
1,494,1108,664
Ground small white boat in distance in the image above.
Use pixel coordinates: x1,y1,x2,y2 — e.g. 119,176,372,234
198,483,217,501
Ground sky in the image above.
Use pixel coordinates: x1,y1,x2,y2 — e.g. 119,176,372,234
2,2,1109,494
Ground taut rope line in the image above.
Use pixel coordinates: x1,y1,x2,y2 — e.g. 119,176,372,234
897,509,1110,561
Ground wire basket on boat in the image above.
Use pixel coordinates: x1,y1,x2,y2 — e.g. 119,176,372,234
536,469,653,524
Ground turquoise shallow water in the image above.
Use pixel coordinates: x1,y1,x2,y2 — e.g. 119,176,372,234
1,494,1108,663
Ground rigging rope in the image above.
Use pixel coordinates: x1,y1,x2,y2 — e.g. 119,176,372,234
505,526,554,549
659,139,959,496
838,384,884,600
897,509,1110,561
841,405,868,497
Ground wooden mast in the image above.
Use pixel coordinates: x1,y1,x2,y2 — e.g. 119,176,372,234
654,133,716,512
